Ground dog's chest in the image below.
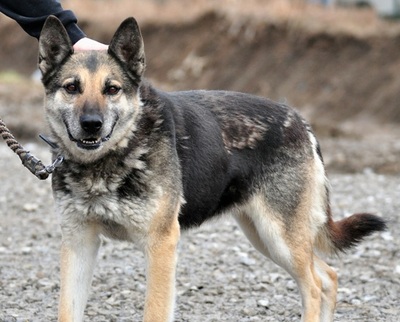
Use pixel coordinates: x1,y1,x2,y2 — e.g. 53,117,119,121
53,165,159,234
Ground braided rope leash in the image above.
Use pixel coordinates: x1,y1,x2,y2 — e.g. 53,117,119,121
0,118,63,180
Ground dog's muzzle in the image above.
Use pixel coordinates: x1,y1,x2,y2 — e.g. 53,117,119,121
73,114,105,150
66,114,115,150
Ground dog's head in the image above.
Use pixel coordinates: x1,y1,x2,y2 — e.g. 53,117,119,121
39,16,146,163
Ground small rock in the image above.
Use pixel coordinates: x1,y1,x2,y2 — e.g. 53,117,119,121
257,299,270,308
23,203,39,212
20,247,31,254
286,280,296,290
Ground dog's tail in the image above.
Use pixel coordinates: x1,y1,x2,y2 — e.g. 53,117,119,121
316,207,386,254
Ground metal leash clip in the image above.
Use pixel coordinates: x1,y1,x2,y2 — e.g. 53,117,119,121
21,150,64,180
35,155,64,179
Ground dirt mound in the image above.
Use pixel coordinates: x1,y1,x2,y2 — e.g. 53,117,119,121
2,8,400,128
142,12,400,128
1,3,399,173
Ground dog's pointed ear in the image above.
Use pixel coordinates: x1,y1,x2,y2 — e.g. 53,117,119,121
108,17,146,83
38,16,73,79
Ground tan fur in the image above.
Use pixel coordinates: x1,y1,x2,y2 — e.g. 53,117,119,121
234,178,337,322
144,197,181,322
314,256,338,321
58,245,72,322
58,223,101,322
280,170,335,322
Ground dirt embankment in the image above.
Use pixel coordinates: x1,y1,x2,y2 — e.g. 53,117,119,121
0,4,399,173
2,9,400,125
142,12,400,129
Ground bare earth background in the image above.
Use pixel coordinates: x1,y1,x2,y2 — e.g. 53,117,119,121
0,0,399,321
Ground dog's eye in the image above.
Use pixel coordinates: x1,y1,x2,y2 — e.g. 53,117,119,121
64,83,79,94
104,86,120,96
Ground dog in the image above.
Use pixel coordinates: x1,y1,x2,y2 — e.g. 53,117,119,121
38,16,386,322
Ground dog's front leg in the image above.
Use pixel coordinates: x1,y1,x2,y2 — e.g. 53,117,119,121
58,223,101,322
143,204,181,322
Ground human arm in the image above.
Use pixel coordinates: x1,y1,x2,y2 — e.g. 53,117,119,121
0,0,107,50
0,0,85,44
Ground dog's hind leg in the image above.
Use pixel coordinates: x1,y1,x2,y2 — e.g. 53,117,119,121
58,222,101,322
235,213,271,258
236,198,326,322
313,256,337,322
143,198,181,322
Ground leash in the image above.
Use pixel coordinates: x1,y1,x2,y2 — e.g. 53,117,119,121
0,117,63,180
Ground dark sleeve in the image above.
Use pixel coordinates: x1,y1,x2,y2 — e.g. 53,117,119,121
0,0,86,44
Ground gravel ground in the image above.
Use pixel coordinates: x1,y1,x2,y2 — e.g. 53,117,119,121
0,143,399,322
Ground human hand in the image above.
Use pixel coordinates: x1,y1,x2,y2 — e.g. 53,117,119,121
73,37,108,51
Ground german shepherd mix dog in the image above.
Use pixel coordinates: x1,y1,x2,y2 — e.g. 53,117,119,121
38,16,385,322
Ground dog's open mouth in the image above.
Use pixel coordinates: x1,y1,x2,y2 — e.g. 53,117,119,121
67,129,113,150
64,117,118,151
76,136,110,150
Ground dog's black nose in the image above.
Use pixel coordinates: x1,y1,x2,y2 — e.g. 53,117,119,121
80,114,103,134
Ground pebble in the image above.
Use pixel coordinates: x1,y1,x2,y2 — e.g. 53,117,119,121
257,299,270,308
22,203,39,212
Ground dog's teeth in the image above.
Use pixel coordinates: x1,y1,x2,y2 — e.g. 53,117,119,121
81,138,101,144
